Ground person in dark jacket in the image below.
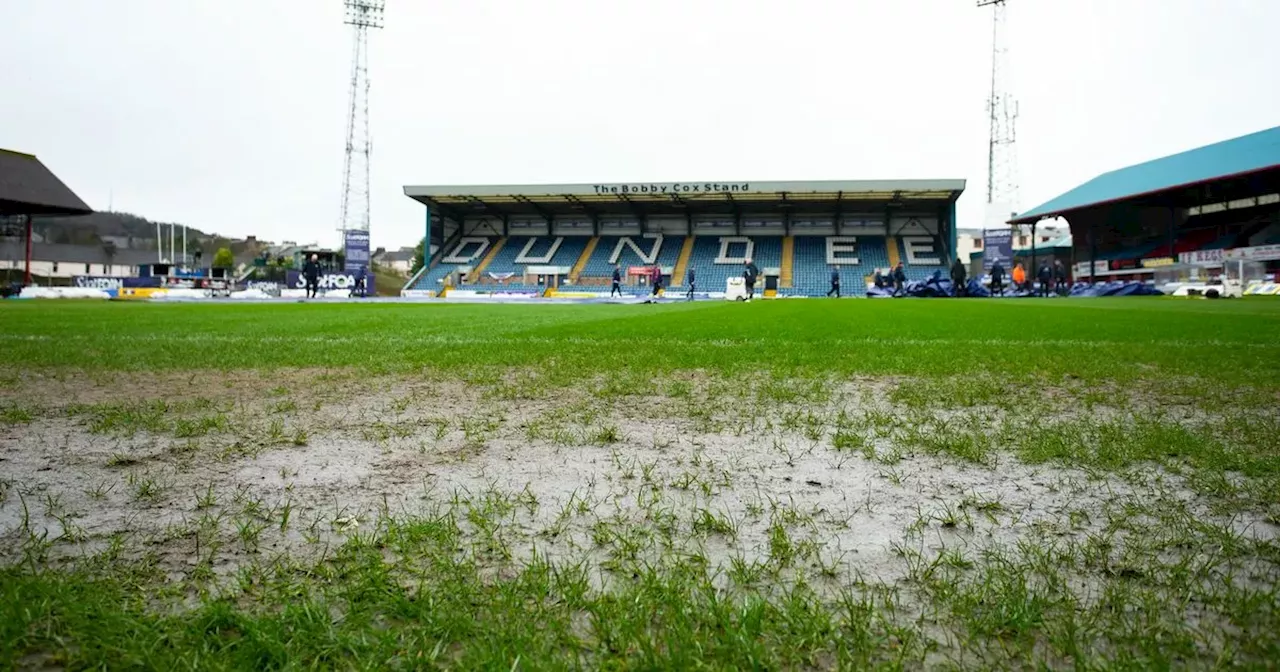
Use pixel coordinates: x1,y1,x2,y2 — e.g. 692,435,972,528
686,266,696,301
873,269,886,289
353,267,367,298
650,265,662,297
611,264,622,297
990,261,1005,297
1037,262,1052,297
302,254,321,299
892,262,906,297
950,257,968,297
827,266,841,298
1053,259,1068,294
743,259,760,301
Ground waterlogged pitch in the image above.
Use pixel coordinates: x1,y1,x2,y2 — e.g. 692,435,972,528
1,298,1279,669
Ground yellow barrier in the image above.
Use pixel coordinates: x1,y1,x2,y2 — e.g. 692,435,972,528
1244,282,1279,296
114,288,167,300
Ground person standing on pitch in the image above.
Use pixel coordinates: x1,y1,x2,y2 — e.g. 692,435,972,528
686,266,696,301
892,262,906,297
827,265,841,298
990,260,1005,297
303,254,321,299
1053,259,1068,295
650,265,662,298
1012,262,1026,292
1037,261,1053,297
950,256,968,297
611,264,622,297
354,266,367,298
743,258,760,301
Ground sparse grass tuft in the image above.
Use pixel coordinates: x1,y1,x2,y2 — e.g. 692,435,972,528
0,405,34,425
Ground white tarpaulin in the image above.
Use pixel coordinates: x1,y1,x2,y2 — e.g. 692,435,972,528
18,287,111,300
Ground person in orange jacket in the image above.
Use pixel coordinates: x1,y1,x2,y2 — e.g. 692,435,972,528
1012,262,1026,292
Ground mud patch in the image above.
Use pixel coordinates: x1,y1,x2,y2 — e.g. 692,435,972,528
2,373,1274,594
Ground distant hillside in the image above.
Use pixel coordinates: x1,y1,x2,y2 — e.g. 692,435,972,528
17,210,271,266
31,211,211,248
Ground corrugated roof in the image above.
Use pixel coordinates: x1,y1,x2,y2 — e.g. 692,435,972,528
405,179,966,218
1012,125,1280,224
0,149,93,216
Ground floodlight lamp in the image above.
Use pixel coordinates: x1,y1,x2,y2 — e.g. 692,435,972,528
344,0,386,28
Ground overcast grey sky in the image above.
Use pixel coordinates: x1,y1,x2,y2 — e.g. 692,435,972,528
3,0,1278,249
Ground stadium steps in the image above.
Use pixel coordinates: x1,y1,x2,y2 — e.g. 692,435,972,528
887,236,901,268
780,236,794,288
671,236,696,287
569,237,599,283
470,237,507,278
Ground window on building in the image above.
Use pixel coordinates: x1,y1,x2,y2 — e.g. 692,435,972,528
974,239,984,249
85,263,92,274
52,262,59,273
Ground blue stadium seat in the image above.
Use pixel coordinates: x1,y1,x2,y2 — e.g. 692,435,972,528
788,236,890,296
414,235,954,296
411,237,501,291
483,236,590,276
579,236,683,279
894,238,948,283
410,236,592,292
674,237,782,291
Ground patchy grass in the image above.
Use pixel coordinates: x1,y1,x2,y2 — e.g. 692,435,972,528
1,299,1279,668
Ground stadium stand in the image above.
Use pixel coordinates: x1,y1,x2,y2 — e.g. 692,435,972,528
409,233,963,296
578,235,683,281
670,237,782,290
892,237,948,281
401,180,967,296
1012,125,1280,281
788,236,890,296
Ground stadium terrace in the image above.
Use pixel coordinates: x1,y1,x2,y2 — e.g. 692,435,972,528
1010,124,1280,287
401,179,966,298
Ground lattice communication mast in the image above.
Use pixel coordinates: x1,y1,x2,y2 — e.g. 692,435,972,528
978,0,1020,223
338,0,385,233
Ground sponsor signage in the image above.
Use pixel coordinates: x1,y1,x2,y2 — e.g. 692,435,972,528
285,270,375,292
1141,257,1175,268
982,229,1013,272
591,182,750,195
1074,261,1110,277
72,276,126,289
244,281,281,296
1226,244,1280,262
344,229,371,273
1179,249,1225,265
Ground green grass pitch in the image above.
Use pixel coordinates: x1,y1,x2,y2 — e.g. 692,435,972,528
0,297,1278,669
